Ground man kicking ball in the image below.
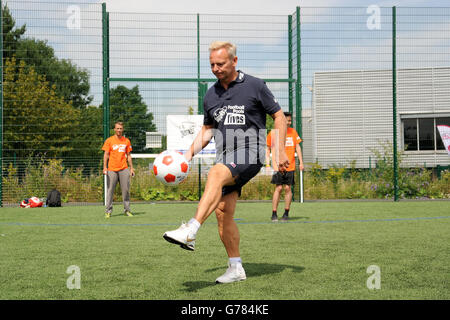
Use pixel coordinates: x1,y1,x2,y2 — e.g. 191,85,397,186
163,41,289,284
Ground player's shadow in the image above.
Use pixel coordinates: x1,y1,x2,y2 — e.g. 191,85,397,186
112,211,146,217
284,216,309,221
128,211,146,216
181,263,304,292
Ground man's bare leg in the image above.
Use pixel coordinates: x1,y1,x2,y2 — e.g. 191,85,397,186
193,164,235,224
215,191,240,258
214,191,246,283
163,163,235,251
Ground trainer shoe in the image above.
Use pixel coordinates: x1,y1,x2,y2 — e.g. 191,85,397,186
163,222,196,251
281,214,289,222
215,263,247,284
271,213,278,222
105,212,111,219
124,210,133,217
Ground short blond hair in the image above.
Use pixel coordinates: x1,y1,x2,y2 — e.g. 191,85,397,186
209,41,236,60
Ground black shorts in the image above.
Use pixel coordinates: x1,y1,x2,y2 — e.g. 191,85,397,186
222,162,263,197
271,171,295,185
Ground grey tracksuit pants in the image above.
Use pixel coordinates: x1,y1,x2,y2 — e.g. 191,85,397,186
105,168,131,213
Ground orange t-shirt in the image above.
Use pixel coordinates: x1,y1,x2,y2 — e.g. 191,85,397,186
102,135,132,172
267,127,302,172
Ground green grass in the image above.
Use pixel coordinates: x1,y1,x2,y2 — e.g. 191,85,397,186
0,201,449,300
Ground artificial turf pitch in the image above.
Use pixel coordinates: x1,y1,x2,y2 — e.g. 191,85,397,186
0,201,449,300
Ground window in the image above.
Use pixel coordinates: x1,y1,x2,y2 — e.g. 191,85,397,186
403,119,417,151
436,117,450,150
402,116,450,151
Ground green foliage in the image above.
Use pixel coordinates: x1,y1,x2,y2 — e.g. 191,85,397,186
3,156,449,204
2,4,92,108
1,4,26,61
3,58,81,160
2,156,102,203
308,161,324,186
266,114,274,132
14,39,92,108
108,85,157,153
2,3,100,173
64,105,103,170
326,165,346,194
302,141,450,200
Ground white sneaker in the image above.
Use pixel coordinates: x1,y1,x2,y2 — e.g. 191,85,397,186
163,222,196,251
215,263,247,284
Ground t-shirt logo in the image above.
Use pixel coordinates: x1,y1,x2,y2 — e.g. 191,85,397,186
213,106,227,122
223,105,246,125
285,137,294,147
112,144,127,152
224,113,246,125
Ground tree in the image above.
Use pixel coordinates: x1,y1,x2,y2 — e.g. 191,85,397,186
15,39,92,109
1,4,26,61
2,4,93,109
64,105,103,170
3,57,80,160
108,85,157,153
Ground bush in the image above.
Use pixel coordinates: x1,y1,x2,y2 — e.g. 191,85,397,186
2,154,449,204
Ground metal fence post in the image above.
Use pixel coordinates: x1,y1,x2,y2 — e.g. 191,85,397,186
288,14,296,202
288,14,293,116
102,3,110,206
0,0,3,207
392,6,399,201
197,13,202,201
295,7,304,203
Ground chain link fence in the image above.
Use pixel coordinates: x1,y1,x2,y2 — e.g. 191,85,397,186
1,1,449,205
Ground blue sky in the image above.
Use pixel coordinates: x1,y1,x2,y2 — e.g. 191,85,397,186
5,0,450,133
98,0,450,14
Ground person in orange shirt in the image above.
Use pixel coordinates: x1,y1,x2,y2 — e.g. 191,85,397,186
102,121,135,218
266,112,304,222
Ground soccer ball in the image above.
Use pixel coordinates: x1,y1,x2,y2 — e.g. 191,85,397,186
152,150,190,186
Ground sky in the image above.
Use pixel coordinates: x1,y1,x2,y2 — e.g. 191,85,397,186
5,0,450,134
98,0,450,14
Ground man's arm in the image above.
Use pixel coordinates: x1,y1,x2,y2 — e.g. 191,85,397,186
270,110,289,172
127,153,135,177
103,151,109,175
184,124,214,162
295,143,304,171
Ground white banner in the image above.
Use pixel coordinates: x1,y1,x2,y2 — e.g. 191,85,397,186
166,115,215,155
437,125,450,156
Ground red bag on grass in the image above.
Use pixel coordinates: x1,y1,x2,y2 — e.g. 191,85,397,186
20,197,43,208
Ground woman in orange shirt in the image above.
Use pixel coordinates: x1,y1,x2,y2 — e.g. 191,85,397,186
102,122,135,218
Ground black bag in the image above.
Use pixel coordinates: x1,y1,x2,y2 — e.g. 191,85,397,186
46,189,61,207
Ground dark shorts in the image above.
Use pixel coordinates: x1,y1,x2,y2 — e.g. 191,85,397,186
271,171,295,185
222,162,263,197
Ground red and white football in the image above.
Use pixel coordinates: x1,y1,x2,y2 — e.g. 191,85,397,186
152,150,190,186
